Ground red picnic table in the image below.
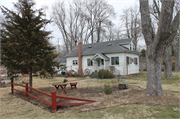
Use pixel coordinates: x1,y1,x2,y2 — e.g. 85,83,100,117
52,83,68,95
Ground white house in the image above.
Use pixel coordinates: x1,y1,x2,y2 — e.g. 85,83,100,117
65,38,140,75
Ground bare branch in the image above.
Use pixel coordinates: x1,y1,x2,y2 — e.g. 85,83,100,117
153,0,160,18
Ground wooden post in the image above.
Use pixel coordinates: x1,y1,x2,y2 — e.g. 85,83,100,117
0,78,2,87
52,91,57,113
26,83,29,100
11,78,14,94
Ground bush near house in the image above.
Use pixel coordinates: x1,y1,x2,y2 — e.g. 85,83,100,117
98,69,114,79
61,72,65,75
104,83,112,94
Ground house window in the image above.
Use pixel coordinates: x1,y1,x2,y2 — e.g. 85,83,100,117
73,60,78,65
87,59,93,66
134,58,138,65
126,57,129,64
130,44,131,50
111,57,119,65
133,44,135,51
101,59,104,65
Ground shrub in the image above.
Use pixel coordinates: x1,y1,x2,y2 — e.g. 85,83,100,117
104,83,112,94
97,69,114,79
61,72,65,75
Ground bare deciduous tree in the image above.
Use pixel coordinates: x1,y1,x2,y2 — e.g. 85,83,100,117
150,0,180,78
120,5,142,50
139,0,179,95
103,21,115,41
52,0,115,52
83,0,115,43
52,1,70,53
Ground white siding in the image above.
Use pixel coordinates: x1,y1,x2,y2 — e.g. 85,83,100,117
105,53,125,75
66,57,78,72
66,52,139,75
124,53,139,75
82,55,94,74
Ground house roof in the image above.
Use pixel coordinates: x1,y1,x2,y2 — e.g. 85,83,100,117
54,57,66,63
65,38,140,57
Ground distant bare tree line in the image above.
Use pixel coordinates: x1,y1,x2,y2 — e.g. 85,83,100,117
52,0,115,53
52,0,143,54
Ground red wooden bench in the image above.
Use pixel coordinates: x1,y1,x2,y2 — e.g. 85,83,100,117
70,82,77,89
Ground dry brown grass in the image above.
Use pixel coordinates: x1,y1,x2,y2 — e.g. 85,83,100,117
0,72,179,118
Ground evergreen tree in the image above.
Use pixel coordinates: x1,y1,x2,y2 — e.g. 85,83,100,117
1,0,59,87
140,49,146,57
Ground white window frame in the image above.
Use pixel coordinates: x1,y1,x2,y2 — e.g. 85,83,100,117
87,59,93,66
134,57,138,65
73,60,78,65
111,57,119,65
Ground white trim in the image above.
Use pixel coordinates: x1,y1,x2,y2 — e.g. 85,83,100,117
90,53,106,60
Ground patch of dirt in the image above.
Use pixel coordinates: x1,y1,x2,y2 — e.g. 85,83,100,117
13,85,179,113
0,83,11,88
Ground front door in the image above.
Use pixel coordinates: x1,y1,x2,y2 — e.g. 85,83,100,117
93,58,105,72
97,59,104,71
98,60,100,66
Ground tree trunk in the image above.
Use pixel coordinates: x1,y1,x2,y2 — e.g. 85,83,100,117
29,67,33,87
146,47,165,95
163,45,173,78
146,46,165,95
167,46,173,77
91,30,93,43
175,37,180,72
139,0,178,96
96,22,101,43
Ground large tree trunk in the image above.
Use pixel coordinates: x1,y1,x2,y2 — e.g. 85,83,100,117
174,37,180,72
146,46,164,95
163,45,173,78
139,0,177,96
96,21,101,43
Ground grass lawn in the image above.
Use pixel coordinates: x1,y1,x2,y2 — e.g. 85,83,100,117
0,71,179,119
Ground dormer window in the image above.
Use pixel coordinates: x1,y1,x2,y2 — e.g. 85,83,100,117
130,44,132,50
133,45,135,51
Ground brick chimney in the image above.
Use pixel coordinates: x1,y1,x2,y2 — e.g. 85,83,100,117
78,41,83,76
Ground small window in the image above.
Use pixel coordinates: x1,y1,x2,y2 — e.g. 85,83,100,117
88,46,92,48
87,59,93,66
73,60,78,65
111,57,119,65
134,58,138,65
130,44,132,50
126,57,129,64
133,45,135,51
107,43,112,46
101,59,104,65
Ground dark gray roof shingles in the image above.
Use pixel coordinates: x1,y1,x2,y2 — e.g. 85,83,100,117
65,38,139,57
54,57,66,63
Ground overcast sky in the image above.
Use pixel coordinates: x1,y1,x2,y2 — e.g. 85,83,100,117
0,0,145,47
